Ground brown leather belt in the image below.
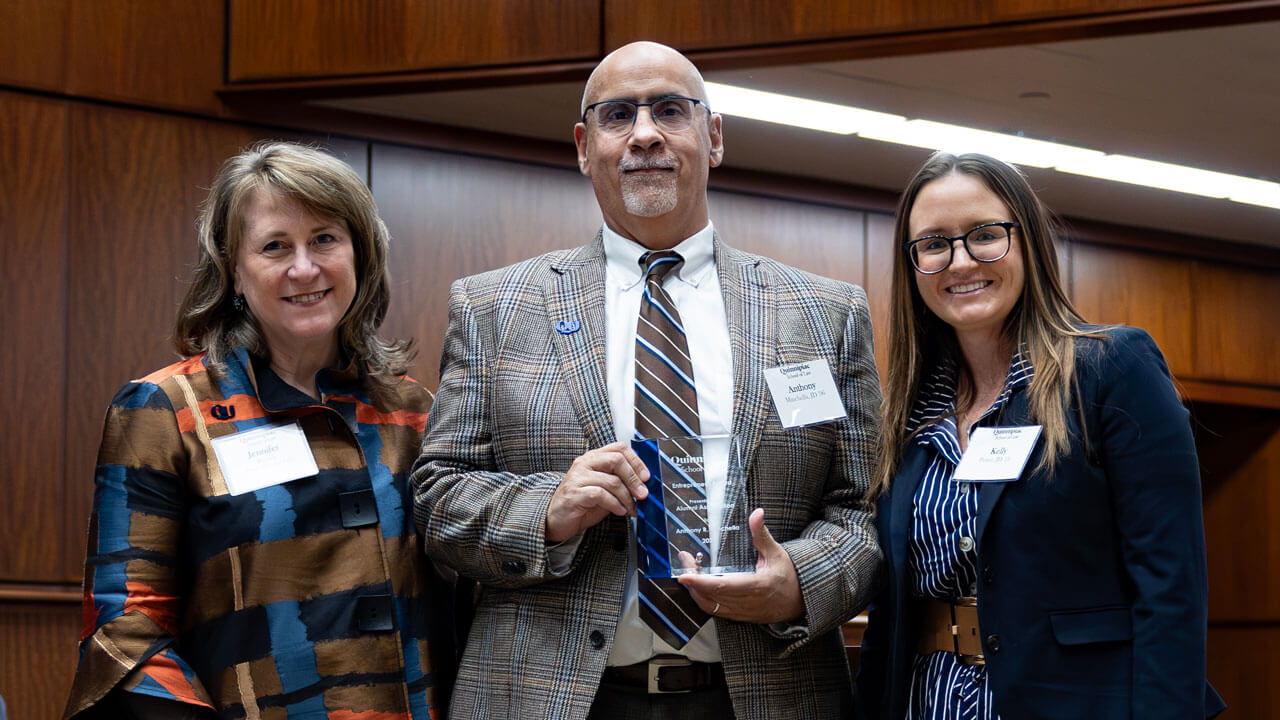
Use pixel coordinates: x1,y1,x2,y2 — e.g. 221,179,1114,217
601,655,725,693
914,596,985,665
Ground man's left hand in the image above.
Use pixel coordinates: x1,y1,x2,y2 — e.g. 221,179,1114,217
676,507,805,625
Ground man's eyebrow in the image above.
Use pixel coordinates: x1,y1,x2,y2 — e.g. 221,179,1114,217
594,93,686,104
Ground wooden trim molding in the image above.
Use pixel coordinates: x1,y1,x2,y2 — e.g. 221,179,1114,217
1179,380,1280,411
1064,218,1280,271
0,582,82,603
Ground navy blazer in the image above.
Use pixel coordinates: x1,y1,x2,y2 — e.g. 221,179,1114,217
856,326,1224,719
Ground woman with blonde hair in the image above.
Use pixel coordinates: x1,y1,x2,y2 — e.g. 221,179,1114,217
856,152,1222,719
66,141,462,719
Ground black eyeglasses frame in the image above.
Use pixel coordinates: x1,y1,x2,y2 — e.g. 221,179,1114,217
903,221,1020,274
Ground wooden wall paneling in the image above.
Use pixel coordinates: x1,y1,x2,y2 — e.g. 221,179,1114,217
605,0,980,52
1207,624,1280,718
371,144,601,388
603,0,1203,53
0,92,69,583
1191,260,1280,387
0,0,68,91
63,106,262,580
0,601,82,720
64,0,226,115
708,191,866,285
228,0,601,82
863,212,896,385
1068,243,1194,378
1201,416,1280,622
319,138,370,183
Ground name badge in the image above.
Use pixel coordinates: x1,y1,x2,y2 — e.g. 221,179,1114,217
953,425,1042,483
211,421,320,496
763,358,847,429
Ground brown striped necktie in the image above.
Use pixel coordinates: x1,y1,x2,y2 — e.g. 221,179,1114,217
633,250,710,648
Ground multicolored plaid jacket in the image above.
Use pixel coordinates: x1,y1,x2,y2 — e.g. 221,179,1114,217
66,347,458,720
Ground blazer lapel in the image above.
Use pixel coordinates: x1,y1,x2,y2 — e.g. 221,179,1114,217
887,446,929,578
544,233,615,450
715,240,776,538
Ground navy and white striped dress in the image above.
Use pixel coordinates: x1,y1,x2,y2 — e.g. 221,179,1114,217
904,351,1033,720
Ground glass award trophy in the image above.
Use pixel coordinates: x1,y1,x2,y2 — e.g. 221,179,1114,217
631,434,755,578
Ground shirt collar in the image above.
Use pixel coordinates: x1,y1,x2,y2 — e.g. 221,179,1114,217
241,349,365,413
908,344,1035,443
603,221,716,290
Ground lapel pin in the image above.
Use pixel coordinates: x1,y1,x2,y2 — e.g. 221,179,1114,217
555,319,581,335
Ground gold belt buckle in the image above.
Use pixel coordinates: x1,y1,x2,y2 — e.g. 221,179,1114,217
949,596,985,665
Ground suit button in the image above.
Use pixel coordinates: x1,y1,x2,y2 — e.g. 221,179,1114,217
502,559,526,574
986,634,1001,653
339,489,379,529
612,534,626,552
355,594,395,633
589,630,605,649
983,566,994,584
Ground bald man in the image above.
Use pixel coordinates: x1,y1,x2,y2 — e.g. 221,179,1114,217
412,42,882,719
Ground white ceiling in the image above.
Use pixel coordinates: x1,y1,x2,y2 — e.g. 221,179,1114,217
318,21,1280,248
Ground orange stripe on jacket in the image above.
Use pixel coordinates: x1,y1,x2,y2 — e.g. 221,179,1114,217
138,650,215,708
81,586,99,640
123,580,180,636
353,402,428,432
139,355,207,385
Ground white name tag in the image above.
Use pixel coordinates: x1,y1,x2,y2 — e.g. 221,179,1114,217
211,421,319,496
953,425,1042,483
763,358,848,429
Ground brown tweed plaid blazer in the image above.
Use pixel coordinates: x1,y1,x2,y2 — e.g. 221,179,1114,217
412,234,883,719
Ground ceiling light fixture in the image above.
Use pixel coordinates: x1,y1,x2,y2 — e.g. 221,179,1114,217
704,82,1280,210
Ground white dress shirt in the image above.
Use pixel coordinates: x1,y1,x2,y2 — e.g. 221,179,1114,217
602,222,734,665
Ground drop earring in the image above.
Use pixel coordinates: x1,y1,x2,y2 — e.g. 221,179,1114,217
233,294,245,311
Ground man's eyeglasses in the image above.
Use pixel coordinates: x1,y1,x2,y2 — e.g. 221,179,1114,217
904,222,1019,274
581,97,710,136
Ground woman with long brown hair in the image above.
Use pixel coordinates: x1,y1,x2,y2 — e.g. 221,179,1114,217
856,152,1222,719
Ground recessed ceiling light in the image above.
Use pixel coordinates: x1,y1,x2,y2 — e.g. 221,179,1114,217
704,82,1280,210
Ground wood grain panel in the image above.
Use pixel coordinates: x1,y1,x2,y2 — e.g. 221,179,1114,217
0,600,81,720
1069,243,1193,378
65,0,226,114
606,0,980,51
991,0,1199,23
1207,623,1280,718
1201,417,1280,622
1192,261,1280,386
371,144,601,389
0,93,68,583
708,191,866,285
605,0,1199,51
63,107,261,580
0,0,68,91
863,212,896,385
228,0,600,82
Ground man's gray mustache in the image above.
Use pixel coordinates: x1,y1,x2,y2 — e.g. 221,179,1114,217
620,158,678,171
